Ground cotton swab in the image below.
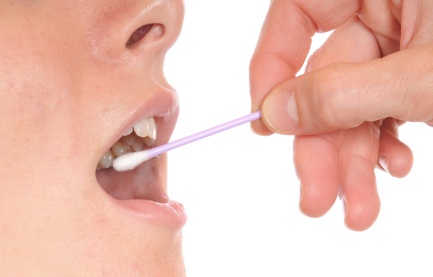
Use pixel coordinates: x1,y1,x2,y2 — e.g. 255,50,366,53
113,111,262,172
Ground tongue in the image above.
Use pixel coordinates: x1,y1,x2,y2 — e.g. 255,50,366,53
95,161,168,203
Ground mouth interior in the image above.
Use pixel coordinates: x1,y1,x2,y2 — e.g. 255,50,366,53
95,117,168,203
96,161,168,203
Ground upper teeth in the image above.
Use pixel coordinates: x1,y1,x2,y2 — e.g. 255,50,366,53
132,116,157,143
133,118,150,137
147,116,157,140
97,116,158,170
142,116,157,146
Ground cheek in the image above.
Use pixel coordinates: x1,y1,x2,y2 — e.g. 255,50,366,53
0,11,93,167
0,60,83,178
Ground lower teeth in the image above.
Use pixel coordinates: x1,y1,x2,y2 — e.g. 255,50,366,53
132,137,144,152
98,149,114,170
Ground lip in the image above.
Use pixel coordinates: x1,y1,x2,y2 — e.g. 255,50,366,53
94,84,186,229
109,198,187,228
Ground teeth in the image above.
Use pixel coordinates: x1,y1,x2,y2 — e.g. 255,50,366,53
123,127,133,136
143,136,155,146
121,133,136,147
98,149,114,169
133,118,150,138
132,137,144,152
96,116,158,171
147,116,157,140
112,141,128,157
143,116,157,146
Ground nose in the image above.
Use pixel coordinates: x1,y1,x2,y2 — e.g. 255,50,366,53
87,0,185,61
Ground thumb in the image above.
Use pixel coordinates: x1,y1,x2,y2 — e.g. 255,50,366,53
261,45,433,135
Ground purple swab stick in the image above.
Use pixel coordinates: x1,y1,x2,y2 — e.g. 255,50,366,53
113,111,262,172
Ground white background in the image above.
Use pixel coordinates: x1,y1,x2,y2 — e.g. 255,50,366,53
165,1,433,276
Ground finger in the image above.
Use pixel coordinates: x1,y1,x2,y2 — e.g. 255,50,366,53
357,0,401,54
375,118,414,177
295,15,381,218
372,31,400,57
250,0,360,135
295,133,340,218
396,120,406,127
305,16,381,74
261,45,433,135
378,130,414,178
339,122,381,231
380,117,399,137
341,156,381,231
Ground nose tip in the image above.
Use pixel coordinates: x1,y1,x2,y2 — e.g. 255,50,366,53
88,0,185,60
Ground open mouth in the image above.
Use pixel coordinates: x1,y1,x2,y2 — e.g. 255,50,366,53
91,89,186,228
95,115,170,203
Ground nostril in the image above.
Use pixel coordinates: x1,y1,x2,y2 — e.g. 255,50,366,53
126,24,153,47
126,24,165,48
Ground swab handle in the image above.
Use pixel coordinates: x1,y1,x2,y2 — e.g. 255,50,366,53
113,111,262,171
148,111,262,158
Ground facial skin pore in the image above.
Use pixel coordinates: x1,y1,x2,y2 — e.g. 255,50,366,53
0,0,186,276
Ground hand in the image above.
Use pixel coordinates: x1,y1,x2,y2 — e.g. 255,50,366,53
247,0,433,231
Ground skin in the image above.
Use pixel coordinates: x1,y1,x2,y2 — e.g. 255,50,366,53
2,0,428,274
249,0,433,231
0,0,186,276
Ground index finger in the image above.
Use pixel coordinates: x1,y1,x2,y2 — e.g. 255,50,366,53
249,0,360,135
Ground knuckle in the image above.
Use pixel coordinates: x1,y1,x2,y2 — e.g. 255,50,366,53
313,63,350,129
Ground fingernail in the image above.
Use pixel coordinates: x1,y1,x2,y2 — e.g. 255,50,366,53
262,89,299,131
379,155,389,172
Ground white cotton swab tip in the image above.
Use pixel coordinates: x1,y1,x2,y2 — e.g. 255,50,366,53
113,150,152,172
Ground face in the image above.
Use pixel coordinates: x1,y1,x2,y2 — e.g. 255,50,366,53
0,0,186,276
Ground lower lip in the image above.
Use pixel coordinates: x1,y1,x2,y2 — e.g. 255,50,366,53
110,198,187,228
